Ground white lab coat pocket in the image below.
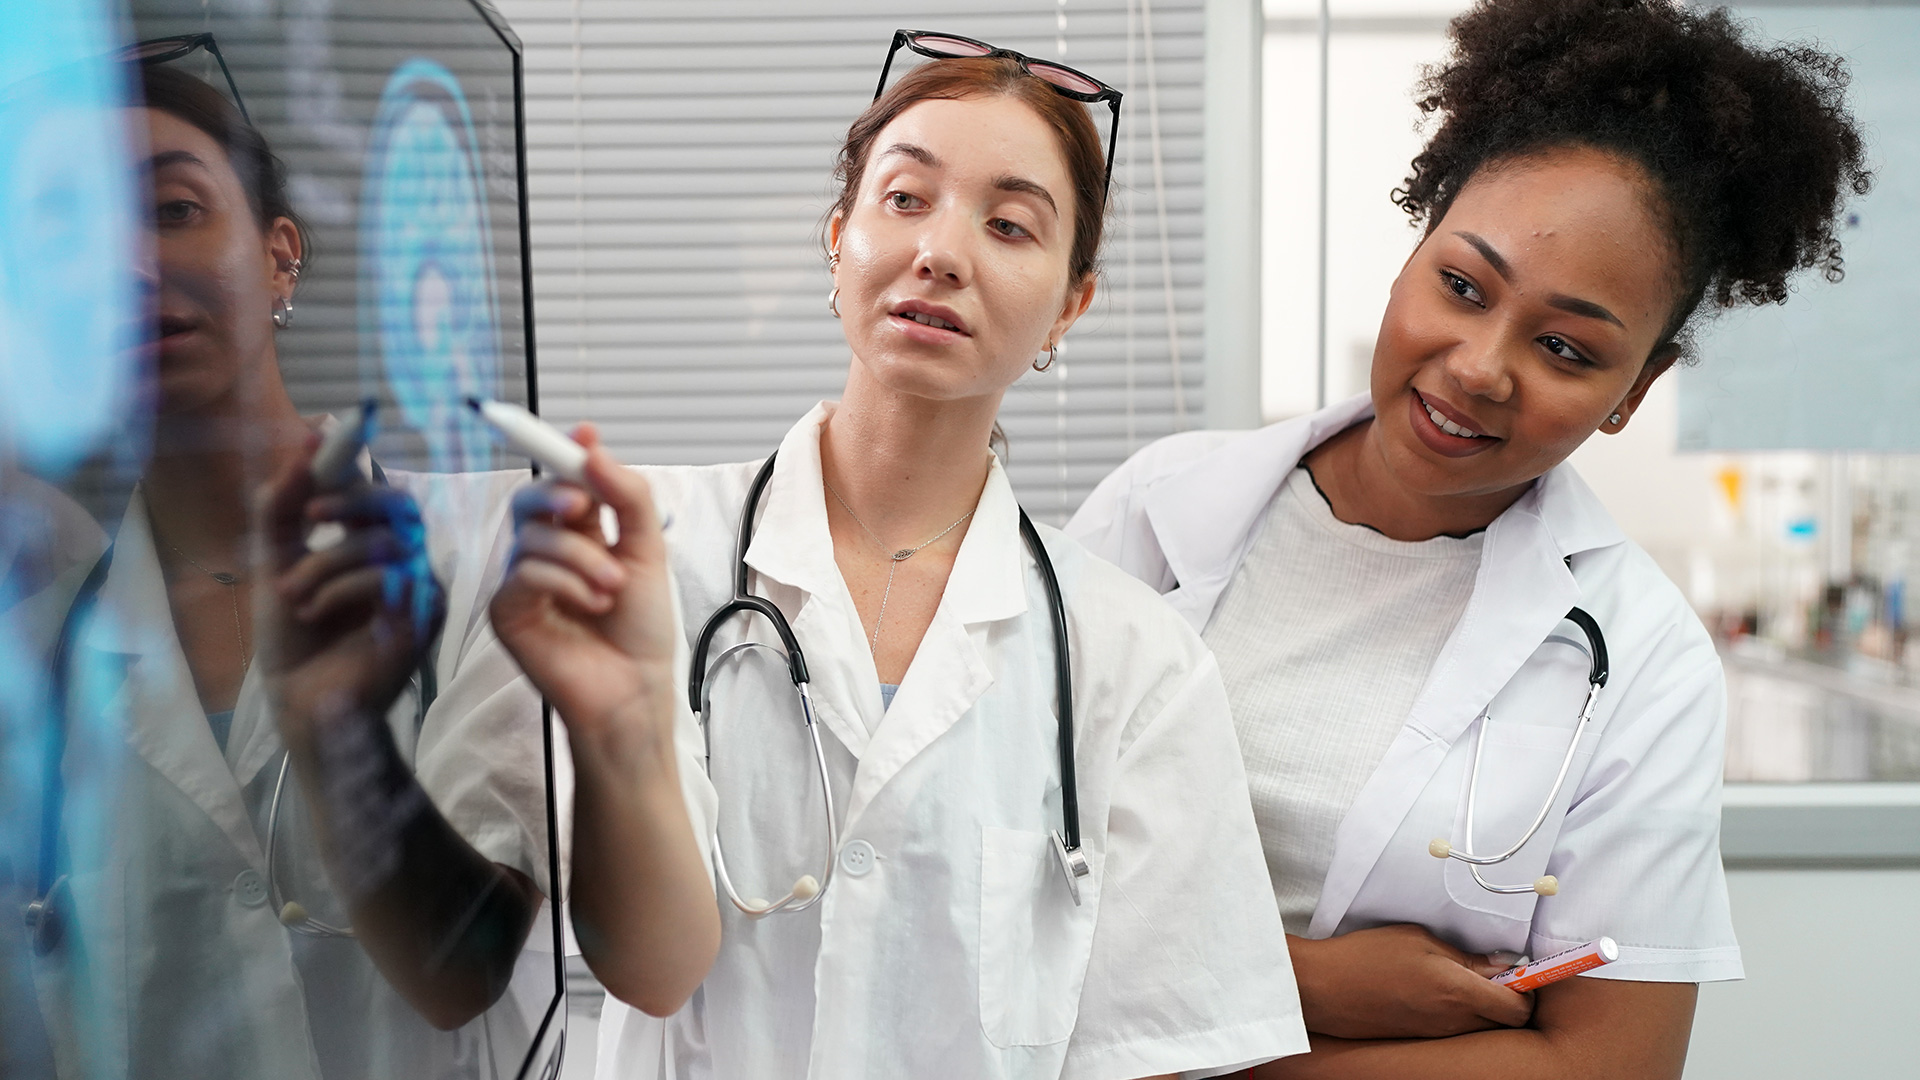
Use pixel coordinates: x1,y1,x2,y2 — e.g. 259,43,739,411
978,827,1098,1048
1443,717,1594,920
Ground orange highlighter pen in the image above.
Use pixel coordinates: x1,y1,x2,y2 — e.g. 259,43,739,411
1492,936,1619,993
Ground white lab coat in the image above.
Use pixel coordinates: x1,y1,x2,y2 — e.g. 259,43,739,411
21,462,558,1080
598,403,1307,1080
1067,396,1743,982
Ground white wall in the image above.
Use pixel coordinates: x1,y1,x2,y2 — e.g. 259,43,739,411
1687,868,1920,1079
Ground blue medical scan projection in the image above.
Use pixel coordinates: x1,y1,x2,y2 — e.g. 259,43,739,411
2,1,560,1077
362,58,504,475
0,4,143,1074
1679,4,1920,451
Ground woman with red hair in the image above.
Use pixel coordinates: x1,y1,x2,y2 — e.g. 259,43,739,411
490,35,1307,1080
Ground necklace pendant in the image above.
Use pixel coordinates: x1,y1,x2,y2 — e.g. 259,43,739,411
212,572,239,586
891,549,915,562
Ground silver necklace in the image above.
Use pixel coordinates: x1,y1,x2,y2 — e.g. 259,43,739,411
824,479,975,650
158,534,251,675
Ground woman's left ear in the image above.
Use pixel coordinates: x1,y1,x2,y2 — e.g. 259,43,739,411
268,217,303,296
1607,344,1681,432
1049,275,1098,348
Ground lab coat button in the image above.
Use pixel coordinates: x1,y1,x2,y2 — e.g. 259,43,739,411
233,869,268,908
840,839,876,877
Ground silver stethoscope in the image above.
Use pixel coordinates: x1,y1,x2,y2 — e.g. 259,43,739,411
1428,606,1608,897
686,452,1090,919
26,463,433,953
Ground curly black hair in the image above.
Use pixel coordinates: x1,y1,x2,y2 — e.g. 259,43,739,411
1394,0,1870,351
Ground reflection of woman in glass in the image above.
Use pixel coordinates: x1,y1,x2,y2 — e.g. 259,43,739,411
32,63,550,1078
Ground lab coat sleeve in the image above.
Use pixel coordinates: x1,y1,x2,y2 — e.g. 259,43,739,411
1531,615,1744,983
1061,651,1308,1080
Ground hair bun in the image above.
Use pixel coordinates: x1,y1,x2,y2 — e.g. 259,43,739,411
1394,0,1870,349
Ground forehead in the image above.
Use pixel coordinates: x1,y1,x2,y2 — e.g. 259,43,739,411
1444,149,1676,312
867,95,1072,187
136,107,237,182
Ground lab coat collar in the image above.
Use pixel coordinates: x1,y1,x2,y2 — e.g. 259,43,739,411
742,402,1028,627
740,403,840,602
1144,394,1372,632
87,492,268,867
1144,394,1626,631
738,404,1028,826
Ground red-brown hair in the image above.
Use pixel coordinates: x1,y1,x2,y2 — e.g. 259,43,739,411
829,56,1108,285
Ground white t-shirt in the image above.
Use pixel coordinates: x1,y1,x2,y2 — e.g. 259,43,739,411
1204,467,1482,935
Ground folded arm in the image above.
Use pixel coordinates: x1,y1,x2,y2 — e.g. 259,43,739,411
1258,943,1695,1080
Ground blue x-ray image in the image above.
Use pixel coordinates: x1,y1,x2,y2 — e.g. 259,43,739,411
359,58,501,475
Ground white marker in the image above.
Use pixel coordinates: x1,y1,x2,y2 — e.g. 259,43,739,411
311,399,376,489
1492,936,1618,992
468,398,588,485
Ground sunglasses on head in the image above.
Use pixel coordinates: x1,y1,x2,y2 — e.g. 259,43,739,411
875,30,1123,204
120,32,250,123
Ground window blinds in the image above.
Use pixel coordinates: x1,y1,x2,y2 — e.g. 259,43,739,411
492,0,1205,523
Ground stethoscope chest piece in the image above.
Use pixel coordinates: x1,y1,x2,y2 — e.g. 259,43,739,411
23,874,70,957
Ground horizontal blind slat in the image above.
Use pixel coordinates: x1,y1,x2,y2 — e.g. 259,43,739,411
494,0,1206,523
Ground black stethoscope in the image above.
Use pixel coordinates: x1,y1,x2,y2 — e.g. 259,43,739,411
1428,606,1609,898
687,452,1090,915
25,462,436,955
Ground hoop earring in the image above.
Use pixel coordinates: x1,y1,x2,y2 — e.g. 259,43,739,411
272,295,293,329
827,249,840,273
1033,342,1057,372
828,288,840,319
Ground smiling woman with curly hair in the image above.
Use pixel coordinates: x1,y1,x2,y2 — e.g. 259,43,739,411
1070,1,1869,1077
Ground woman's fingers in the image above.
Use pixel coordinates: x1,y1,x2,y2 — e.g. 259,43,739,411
1452,965,1535,1028
296,564,390,624
503,556,615,616
511,478,597,531
258,429,323,571
513,521,627,592
305,484,423,530
278,527,404,607
576,432,663,564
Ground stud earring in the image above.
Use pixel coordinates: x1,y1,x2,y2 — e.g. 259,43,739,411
1033,342,1058,372
1609,412,1623,426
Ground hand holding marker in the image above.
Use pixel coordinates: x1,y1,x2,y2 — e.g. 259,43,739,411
468,398,587,485
1491,937,1618,993
310,399,377,489
300,397,438,637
